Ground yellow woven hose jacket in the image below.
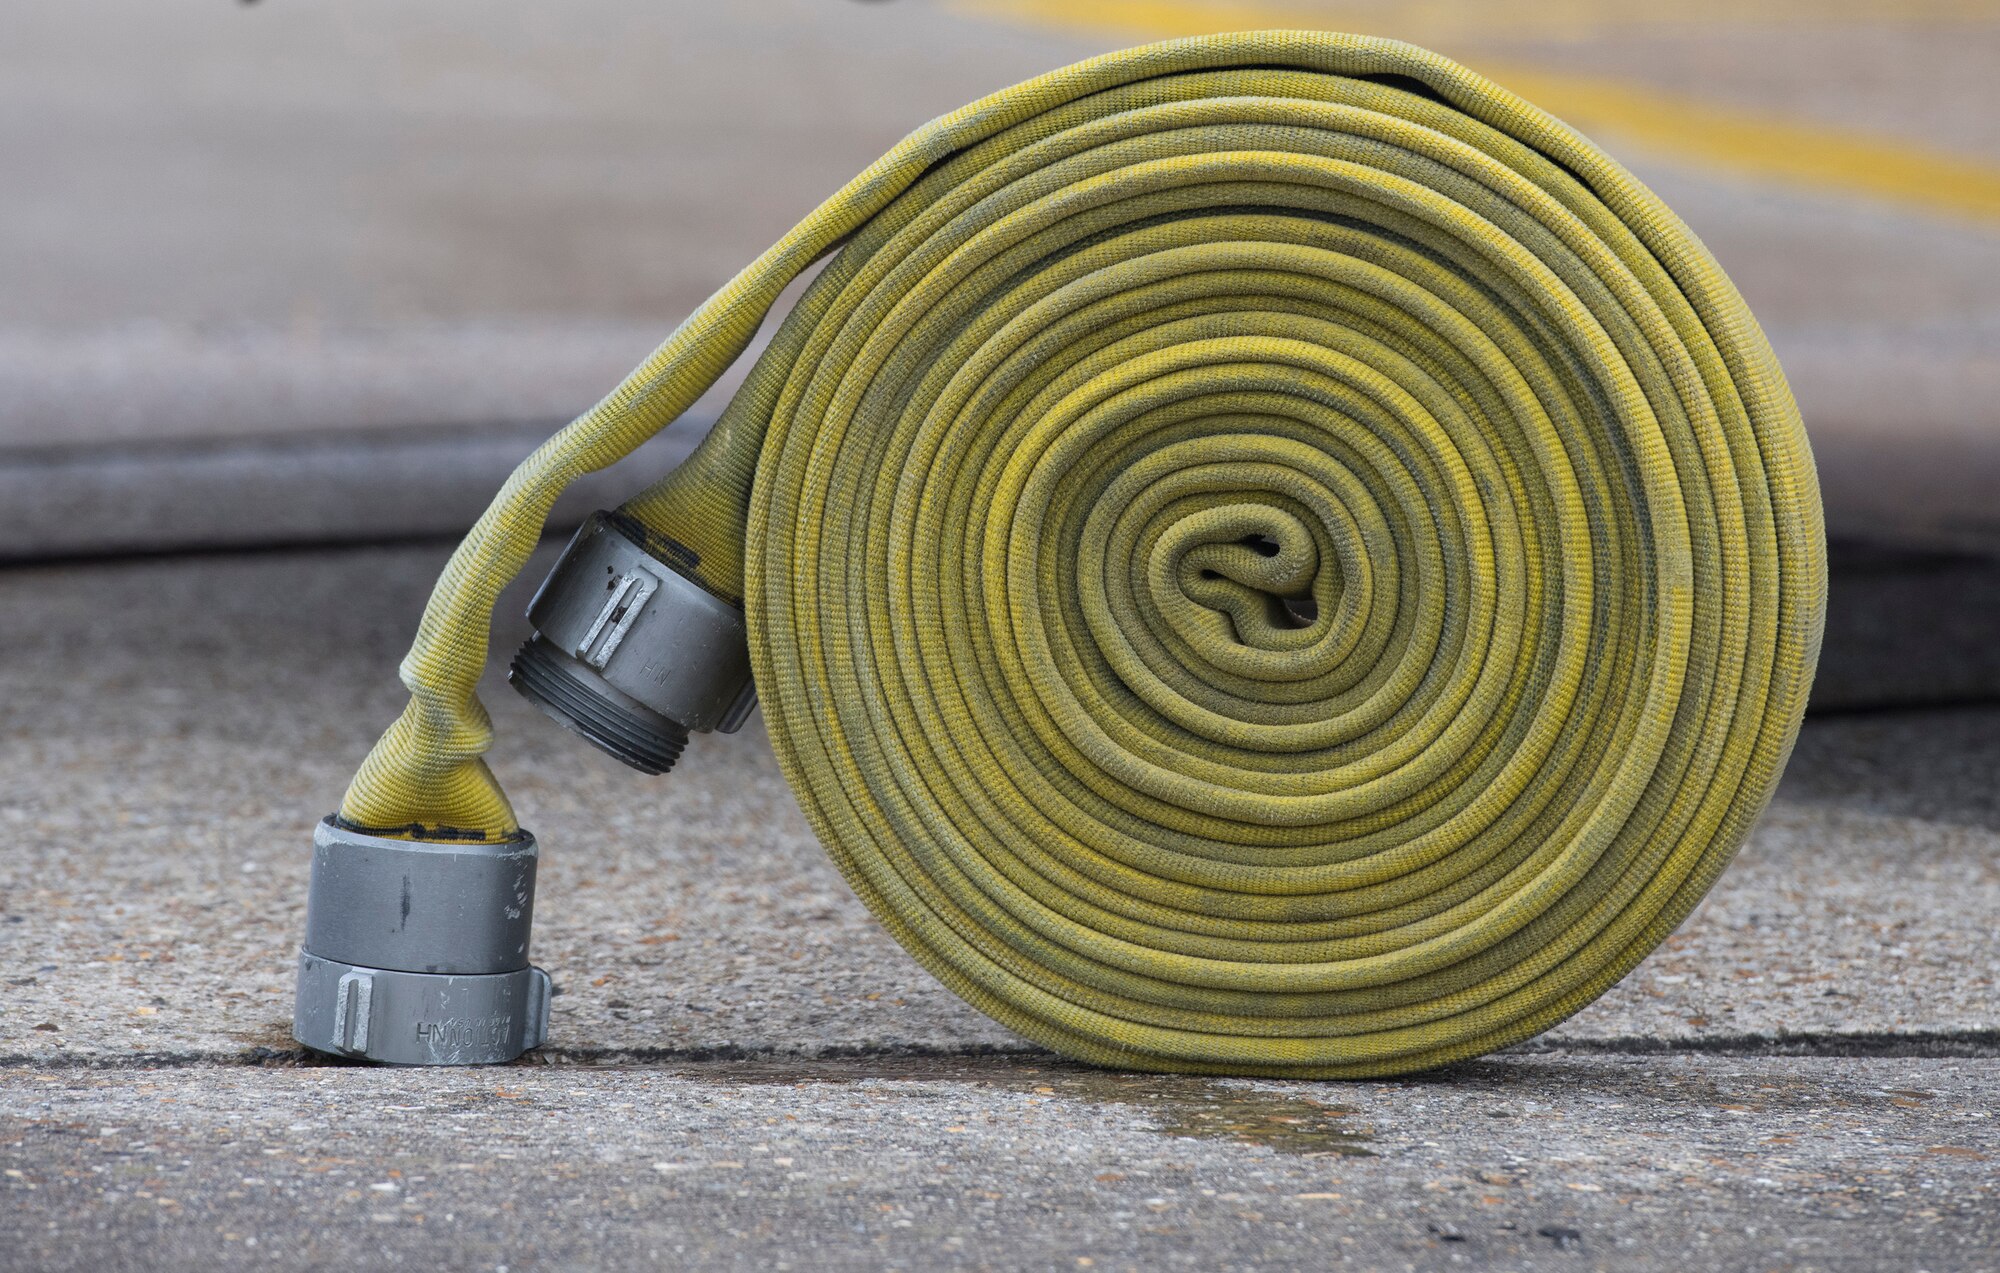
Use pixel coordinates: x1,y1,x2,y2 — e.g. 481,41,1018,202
338,32,1825,1077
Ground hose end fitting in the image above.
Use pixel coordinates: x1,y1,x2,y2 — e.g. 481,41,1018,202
292,817,552,1065
509,511,755,774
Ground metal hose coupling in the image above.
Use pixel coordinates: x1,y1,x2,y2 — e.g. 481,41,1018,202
509,510,756,774
293,818,553,1064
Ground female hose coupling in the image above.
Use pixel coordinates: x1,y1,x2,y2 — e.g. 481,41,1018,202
508,511,756,774
293,818,552,1064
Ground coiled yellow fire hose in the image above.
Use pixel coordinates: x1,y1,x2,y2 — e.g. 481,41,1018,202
335,32,1824,1076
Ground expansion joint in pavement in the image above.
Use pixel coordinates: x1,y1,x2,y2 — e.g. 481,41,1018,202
6,1028,1999,1073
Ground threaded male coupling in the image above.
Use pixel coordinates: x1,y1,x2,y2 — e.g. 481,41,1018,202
509,511,755,774
292,818,552,1065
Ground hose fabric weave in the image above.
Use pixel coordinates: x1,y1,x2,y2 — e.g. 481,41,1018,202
339,32,1824,1076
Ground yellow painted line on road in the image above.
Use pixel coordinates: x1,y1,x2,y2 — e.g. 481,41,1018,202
953,0,2000,44
1497,67,2000,225
954,0,2000,226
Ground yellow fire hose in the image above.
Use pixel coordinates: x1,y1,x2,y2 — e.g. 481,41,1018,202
330,32,1824,1076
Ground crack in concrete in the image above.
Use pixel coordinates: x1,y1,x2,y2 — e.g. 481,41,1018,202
4,1028,1996,1073
1509,1027,2000,1059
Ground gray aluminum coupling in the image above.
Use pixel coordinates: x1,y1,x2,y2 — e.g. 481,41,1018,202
292,817,553,1065
509,510,756,774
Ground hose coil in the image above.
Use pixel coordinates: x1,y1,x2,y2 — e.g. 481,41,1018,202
339,32,1824,1076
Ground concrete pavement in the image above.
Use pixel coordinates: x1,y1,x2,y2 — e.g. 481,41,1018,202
1,540,1996,1066
4,1055,1995,1272
0,538,1995,1268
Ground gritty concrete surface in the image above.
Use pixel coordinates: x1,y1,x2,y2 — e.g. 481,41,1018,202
2,1055,1994,1272
0,538,1997,1268
0,541,1996,1068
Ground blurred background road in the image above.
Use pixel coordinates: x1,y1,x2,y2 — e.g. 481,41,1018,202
3,4,1998,1270
4,0,1998,556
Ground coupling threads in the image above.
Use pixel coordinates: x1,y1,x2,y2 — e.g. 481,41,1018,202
509,511,755,775
510,637,689,774
292,817,552,1065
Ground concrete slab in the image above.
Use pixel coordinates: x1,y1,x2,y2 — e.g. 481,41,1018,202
2,1054,1994,1271
0,542,1993,1066
0,419,710,563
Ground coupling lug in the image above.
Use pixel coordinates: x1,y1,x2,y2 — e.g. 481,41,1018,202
510,511,755,774
292,817,552,1065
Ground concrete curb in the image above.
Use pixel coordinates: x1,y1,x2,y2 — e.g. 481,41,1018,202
0,416,710,561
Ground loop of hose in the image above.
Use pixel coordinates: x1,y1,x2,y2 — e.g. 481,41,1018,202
339,32,1824,1076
